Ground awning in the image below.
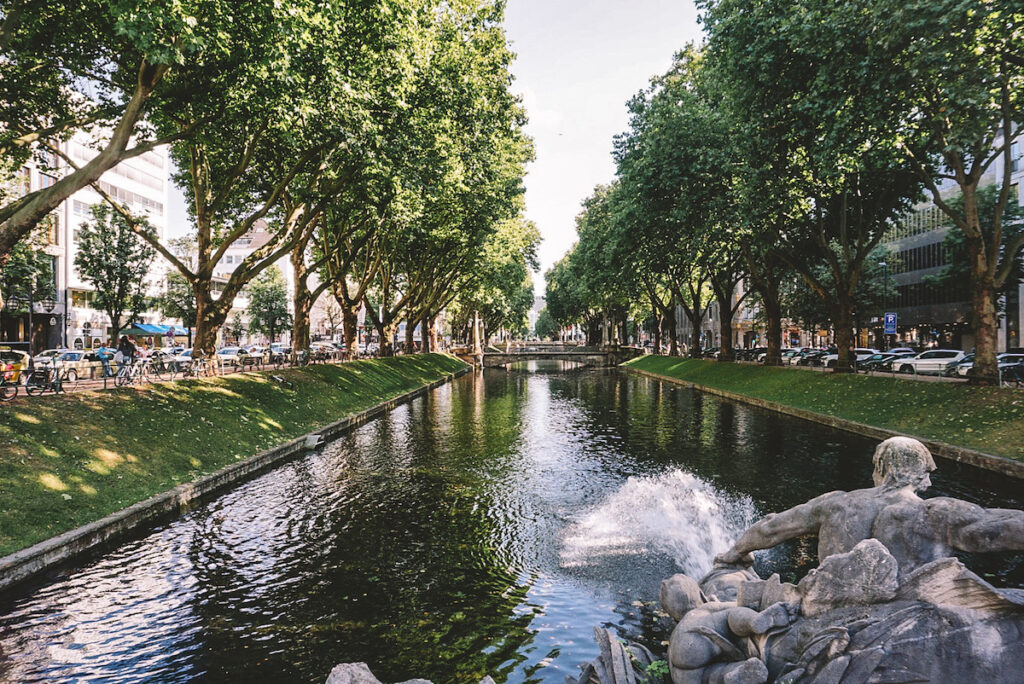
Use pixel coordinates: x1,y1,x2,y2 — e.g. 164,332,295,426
121,323,188,336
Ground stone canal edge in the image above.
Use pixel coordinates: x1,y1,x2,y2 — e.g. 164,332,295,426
626,366,1024,480
0,365,472,593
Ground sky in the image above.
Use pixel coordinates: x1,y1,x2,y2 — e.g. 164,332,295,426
503,0,704,296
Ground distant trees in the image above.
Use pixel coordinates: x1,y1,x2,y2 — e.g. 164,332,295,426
73,205,155,340
245,267,291,343
534,308,559,341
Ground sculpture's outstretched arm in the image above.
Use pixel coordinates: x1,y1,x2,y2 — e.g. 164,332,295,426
716,498,825,564
937,499,1024,554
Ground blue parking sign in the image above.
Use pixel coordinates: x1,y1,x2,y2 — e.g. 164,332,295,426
884,312,897,335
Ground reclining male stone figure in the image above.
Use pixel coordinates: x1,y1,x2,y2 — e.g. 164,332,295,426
715,436,1024,577
661,437,1024,684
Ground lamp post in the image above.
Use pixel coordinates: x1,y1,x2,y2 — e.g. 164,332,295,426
878,260,888,351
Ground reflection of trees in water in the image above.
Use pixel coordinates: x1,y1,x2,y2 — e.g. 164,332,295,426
173,384,542,683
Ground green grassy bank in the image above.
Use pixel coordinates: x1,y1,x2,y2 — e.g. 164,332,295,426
0,354,467,556
624,356,1024,463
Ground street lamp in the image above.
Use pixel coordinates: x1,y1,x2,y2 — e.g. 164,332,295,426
878,260,888,351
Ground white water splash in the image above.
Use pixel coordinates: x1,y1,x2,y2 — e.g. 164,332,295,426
560,469,758,577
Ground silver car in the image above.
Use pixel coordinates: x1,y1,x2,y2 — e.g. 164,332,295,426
896,349,966,375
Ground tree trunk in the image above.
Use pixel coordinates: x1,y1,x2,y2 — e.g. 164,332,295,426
193,286,229,357
425,315,436,353
404,317,415,354
689,321,701,359
967,235,999,384
377,320,398,357
832,293,855,373
291,247,313,352
654,313,663,354
764,295,783,366
718,304,735,362
666,306,678,356
341,303,359,358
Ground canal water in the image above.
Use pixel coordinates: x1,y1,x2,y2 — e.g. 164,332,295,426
1,363,1021,683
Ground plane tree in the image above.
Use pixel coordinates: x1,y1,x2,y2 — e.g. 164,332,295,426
99,0,419,355
0,0,270,259
701,0,921,370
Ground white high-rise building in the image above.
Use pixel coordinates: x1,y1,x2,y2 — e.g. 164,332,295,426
61,137,172,350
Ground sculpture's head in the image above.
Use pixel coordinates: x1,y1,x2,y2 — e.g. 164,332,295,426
872,437,936,490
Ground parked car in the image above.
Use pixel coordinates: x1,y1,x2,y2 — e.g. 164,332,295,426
895,349,966,375
797,350,830,366
50,350,102,381
216,346,250,367
757,348,798,363
0,347,30,383
781,349,804,365
859,352,915,372
173,348,194,370
887,347,919,355
823,348,880,368
955,353,1024,378
32,348,69,367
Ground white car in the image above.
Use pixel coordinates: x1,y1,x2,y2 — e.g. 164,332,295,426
32,348,69,367
757,348,799,363
888,347,918,355
895,349,966,375
956,353,1024,377
216,346,250,367
823,348,880,367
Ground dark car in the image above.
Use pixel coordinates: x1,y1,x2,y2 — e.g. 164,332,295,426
797,350,829,366
859,352,912,372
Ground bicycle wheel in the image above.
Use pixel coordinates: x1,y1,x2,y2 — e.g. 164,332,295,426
0,383,17,401
115,369,130,387
62,369,79,392
25,371,46,396
149,361,166,381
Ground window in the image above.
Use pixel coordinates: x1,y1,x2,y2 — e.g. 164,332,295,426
71,290,93,308
39,173,57,189
73,200,93,218
96,181,163,215
225,255,234,265
1012,142,1020,173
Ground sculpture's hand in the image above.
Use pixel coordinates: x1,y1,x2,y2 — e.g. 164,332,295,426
713,549,754,567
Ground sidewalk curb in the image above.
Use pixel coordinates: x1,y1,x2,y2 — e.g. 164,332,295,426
627,367,1024,479
0,364,471,593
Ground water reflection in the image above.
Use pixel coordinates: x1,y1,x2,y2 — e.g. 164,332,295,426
0,362,1021,683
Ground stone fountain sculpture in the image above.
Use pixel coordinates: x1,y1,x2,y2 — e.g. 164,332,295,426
653,436,1024,684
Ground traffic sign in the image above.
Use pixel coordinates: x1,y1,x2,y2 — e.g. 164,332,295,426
884,312,897,335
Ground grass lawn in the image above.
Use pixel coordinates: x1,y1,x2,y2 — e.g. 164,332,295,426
625,356,1024,463
0,354,467,557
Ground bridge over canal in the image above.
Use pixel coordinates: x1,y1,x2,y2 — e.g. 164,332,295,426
456,346,644,368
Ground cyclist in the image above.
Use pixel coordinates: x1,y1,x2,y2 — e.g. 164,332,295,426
116,336,137,377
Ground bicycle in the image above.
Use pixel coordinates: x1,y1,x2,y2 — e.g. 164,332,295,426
115,358,145,387
25,361,78,395
182,354,211,379
143,355,173,382
0,366,19,401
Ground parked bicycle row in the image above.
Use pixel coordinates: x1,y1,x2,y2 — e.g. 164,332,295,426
0,340,370,402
